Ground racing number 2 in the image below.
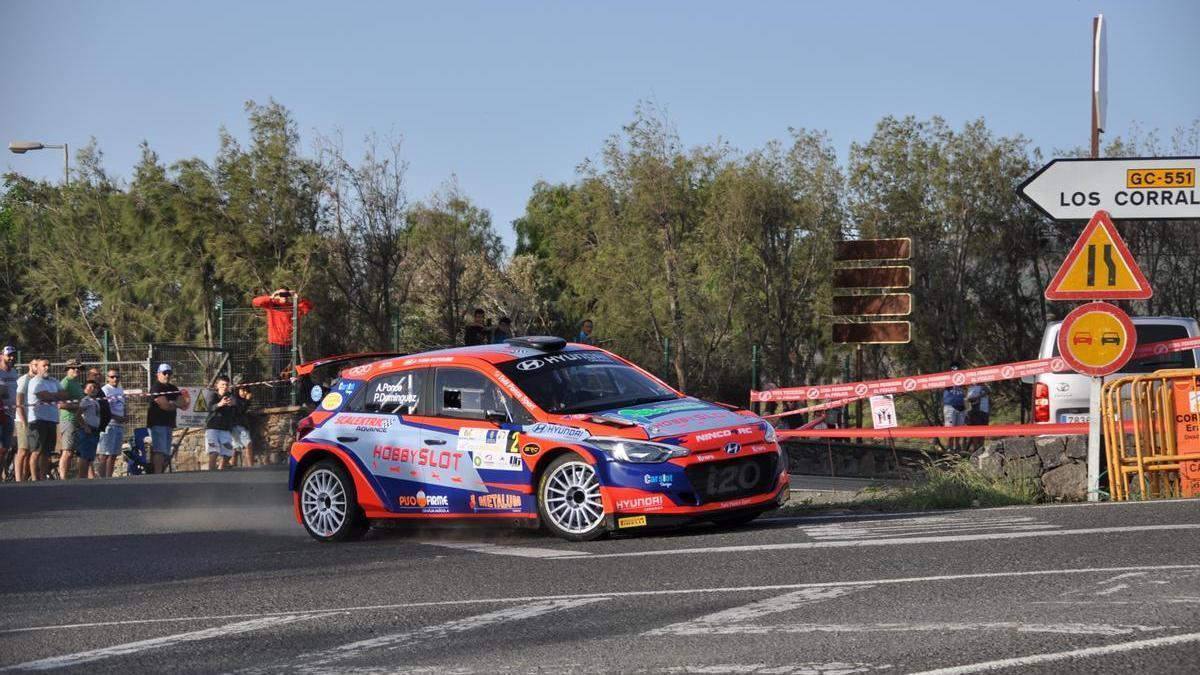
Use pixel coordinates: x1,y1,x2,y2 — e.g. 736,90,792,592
707,461,760,496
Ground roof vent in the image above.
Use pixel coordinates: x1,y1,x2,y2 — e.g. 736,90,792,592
505,336,568,351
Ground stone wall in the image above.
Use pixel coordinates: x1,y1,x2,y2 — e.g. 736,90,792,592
783,440,927,479
970,435,1089,500
170,405,302,472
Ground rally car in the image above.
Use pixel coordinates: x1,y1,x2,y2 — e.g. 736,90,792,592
289,337,789,542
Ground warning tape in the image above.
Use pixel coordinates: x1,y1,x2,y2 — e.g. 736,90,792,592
16,376,294,411
778,421,1089,440
752,336,1200,404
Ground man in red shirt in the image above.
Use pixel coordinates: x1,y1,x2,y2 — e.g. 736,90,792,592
252,288,314,404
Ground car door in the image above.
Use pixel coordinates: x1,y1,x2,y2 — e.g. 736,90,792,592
418,366,533,514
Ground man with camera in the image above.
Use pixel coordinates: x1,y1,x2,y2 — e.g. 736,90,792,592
252,287,314,405
203,376,241,471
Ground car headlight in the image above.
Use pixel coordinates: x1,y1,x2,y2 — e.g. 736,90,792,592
589,437,689,463
760,421,777,443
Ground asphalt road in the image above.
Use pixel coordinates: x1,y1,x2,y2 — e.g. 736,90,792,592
1,468,1199,674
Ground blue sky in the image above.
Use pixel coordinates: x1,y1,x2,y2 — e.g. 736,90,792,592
2,1,1198,248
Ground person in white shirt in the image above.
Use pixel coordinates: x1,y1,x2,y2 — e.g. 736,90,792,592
98,368,127,478
69,381,102,480
27,358,65,481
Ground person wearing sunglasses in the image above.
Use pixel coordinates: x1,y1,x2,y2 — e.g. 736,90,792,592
147,363,190,474
97,369,126,478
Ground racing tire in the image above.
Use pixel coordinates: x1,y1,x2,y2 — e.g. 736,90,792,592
710,510,766,528
537,453,609,542
300,460,369,543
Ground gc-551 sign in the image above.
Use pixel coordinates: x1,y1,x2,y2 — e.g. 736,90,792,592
1019,157,1200,221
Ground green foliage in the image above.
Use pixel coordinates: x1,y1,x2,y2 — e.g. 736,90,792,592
859,457,1043,510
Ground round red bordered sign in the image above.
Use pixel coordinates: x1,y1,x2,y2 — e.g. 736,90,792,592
1056,302,1137,377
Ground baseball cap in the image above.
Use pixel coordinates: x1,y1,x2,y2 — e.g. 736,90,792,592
157,363,173,374
1,346,15,355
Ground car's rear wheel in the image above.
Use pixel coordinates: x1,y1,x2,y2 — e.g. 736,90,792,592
300,460,368,542
538,454,608,542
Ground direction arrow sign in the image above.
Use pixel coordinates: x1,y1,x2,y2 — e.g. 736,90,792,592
1045,210,1152,300
1019,156,1200,221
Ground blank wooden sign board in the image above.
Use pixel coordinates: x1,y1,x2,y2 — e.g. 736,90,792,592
832,322,911,345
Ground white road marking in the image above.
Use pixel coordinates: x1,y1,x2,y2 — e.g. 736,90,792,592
417,541,591,558
2,613,333,672
905,630,1200,675
651,664,890,674
666,621,1171,637
272,663,890,675
567,523,1200,559
290,598,606,672
4,564,1199,637
646,587,868,636
803,523,1060,540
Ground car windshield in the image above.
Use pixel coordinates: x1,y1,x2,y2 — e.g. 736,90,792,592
497,351,677,414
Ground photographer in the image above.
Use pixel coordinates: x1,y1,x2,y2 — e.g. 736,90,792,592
252,287,313,404
203,376,239,471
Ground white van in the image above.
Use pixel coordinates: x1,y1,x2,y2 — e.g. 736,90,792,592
1029,316,1200,424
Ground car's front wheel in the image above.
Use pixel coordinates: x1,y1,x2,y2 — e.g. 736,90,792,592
538,454,608,542
300,460,369,542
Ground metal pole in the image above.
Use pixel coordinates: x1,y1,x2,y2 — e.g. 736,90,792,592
855,345,864,441
1087,376,1102,502
103,330,109,372
216,298,224,349
751,344,759,395
291,293,299,406
62,143,69,185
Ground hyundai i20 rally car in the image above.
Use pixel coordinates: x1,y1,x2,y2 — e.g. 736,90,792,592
289,337,789,542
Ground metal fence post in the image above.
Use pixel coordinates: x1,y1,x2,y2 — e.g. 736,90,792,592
216,298,224,349
751,344,759,393
102,330,109,373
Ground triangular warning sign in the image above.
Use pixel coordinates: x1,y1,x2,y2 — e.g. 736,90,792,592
1045,210,1152,301
193,391,208,413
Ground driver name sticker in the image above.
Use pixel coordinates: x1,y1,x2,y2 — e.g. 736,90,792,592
524,423,590,443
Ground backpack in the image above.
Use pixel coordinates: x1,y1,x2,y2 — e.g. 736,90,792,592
97,397,111,433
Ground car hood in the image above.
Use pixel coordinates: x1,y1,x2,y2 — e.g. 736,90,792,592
582,397,754,439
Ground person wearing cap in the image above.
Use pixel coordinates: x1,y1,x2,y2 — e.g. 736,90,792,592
147,363,190,474
97,367,127,478
56,359,85,478
0,346,18,476
252,287,313,405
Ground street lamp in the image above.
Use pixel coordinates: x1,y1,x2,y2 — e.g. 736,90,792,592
8,141,69,184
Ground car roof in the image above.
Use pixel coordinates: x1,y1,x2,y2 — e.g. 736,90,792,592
336,340,605,379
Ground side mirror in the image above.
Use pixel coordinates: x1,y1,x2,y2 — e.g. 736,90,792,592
485,410,508,424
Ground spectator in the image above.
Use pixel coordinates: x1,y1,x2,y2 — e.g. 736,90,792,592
942,362,966,453
13,359,35,481
26,358,64,482
576,319,594,345
203,376,239,471
230,382,254,468
86,367,101,385
492,316,513,343
252,287,313,404
71,381,102,480
463,308,489,346
97,368,126,478
147,363,189,474
56,359,84,479
0,346,17,478
964,382,991,454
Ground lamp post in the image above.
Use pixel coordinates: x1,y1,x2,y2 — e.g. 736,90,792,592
8,141,69,184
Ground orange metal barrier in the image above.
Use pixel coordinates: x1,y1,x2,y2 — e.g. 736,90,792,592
1102,369,1200,501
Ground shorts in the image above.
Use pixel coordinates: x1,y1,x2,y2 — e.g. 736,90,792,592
59,424,78,451
98,424,125,456
942,405,966,427
205,429,234,458
966,410,990,426
0,416,13,449
230,425,251,450
76,432,99,462
149,425,175,457
29,420,57,455
15,419,28,451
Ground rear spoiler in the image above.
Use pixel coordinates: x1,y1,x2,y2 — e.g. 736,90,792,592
294,352,408,377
